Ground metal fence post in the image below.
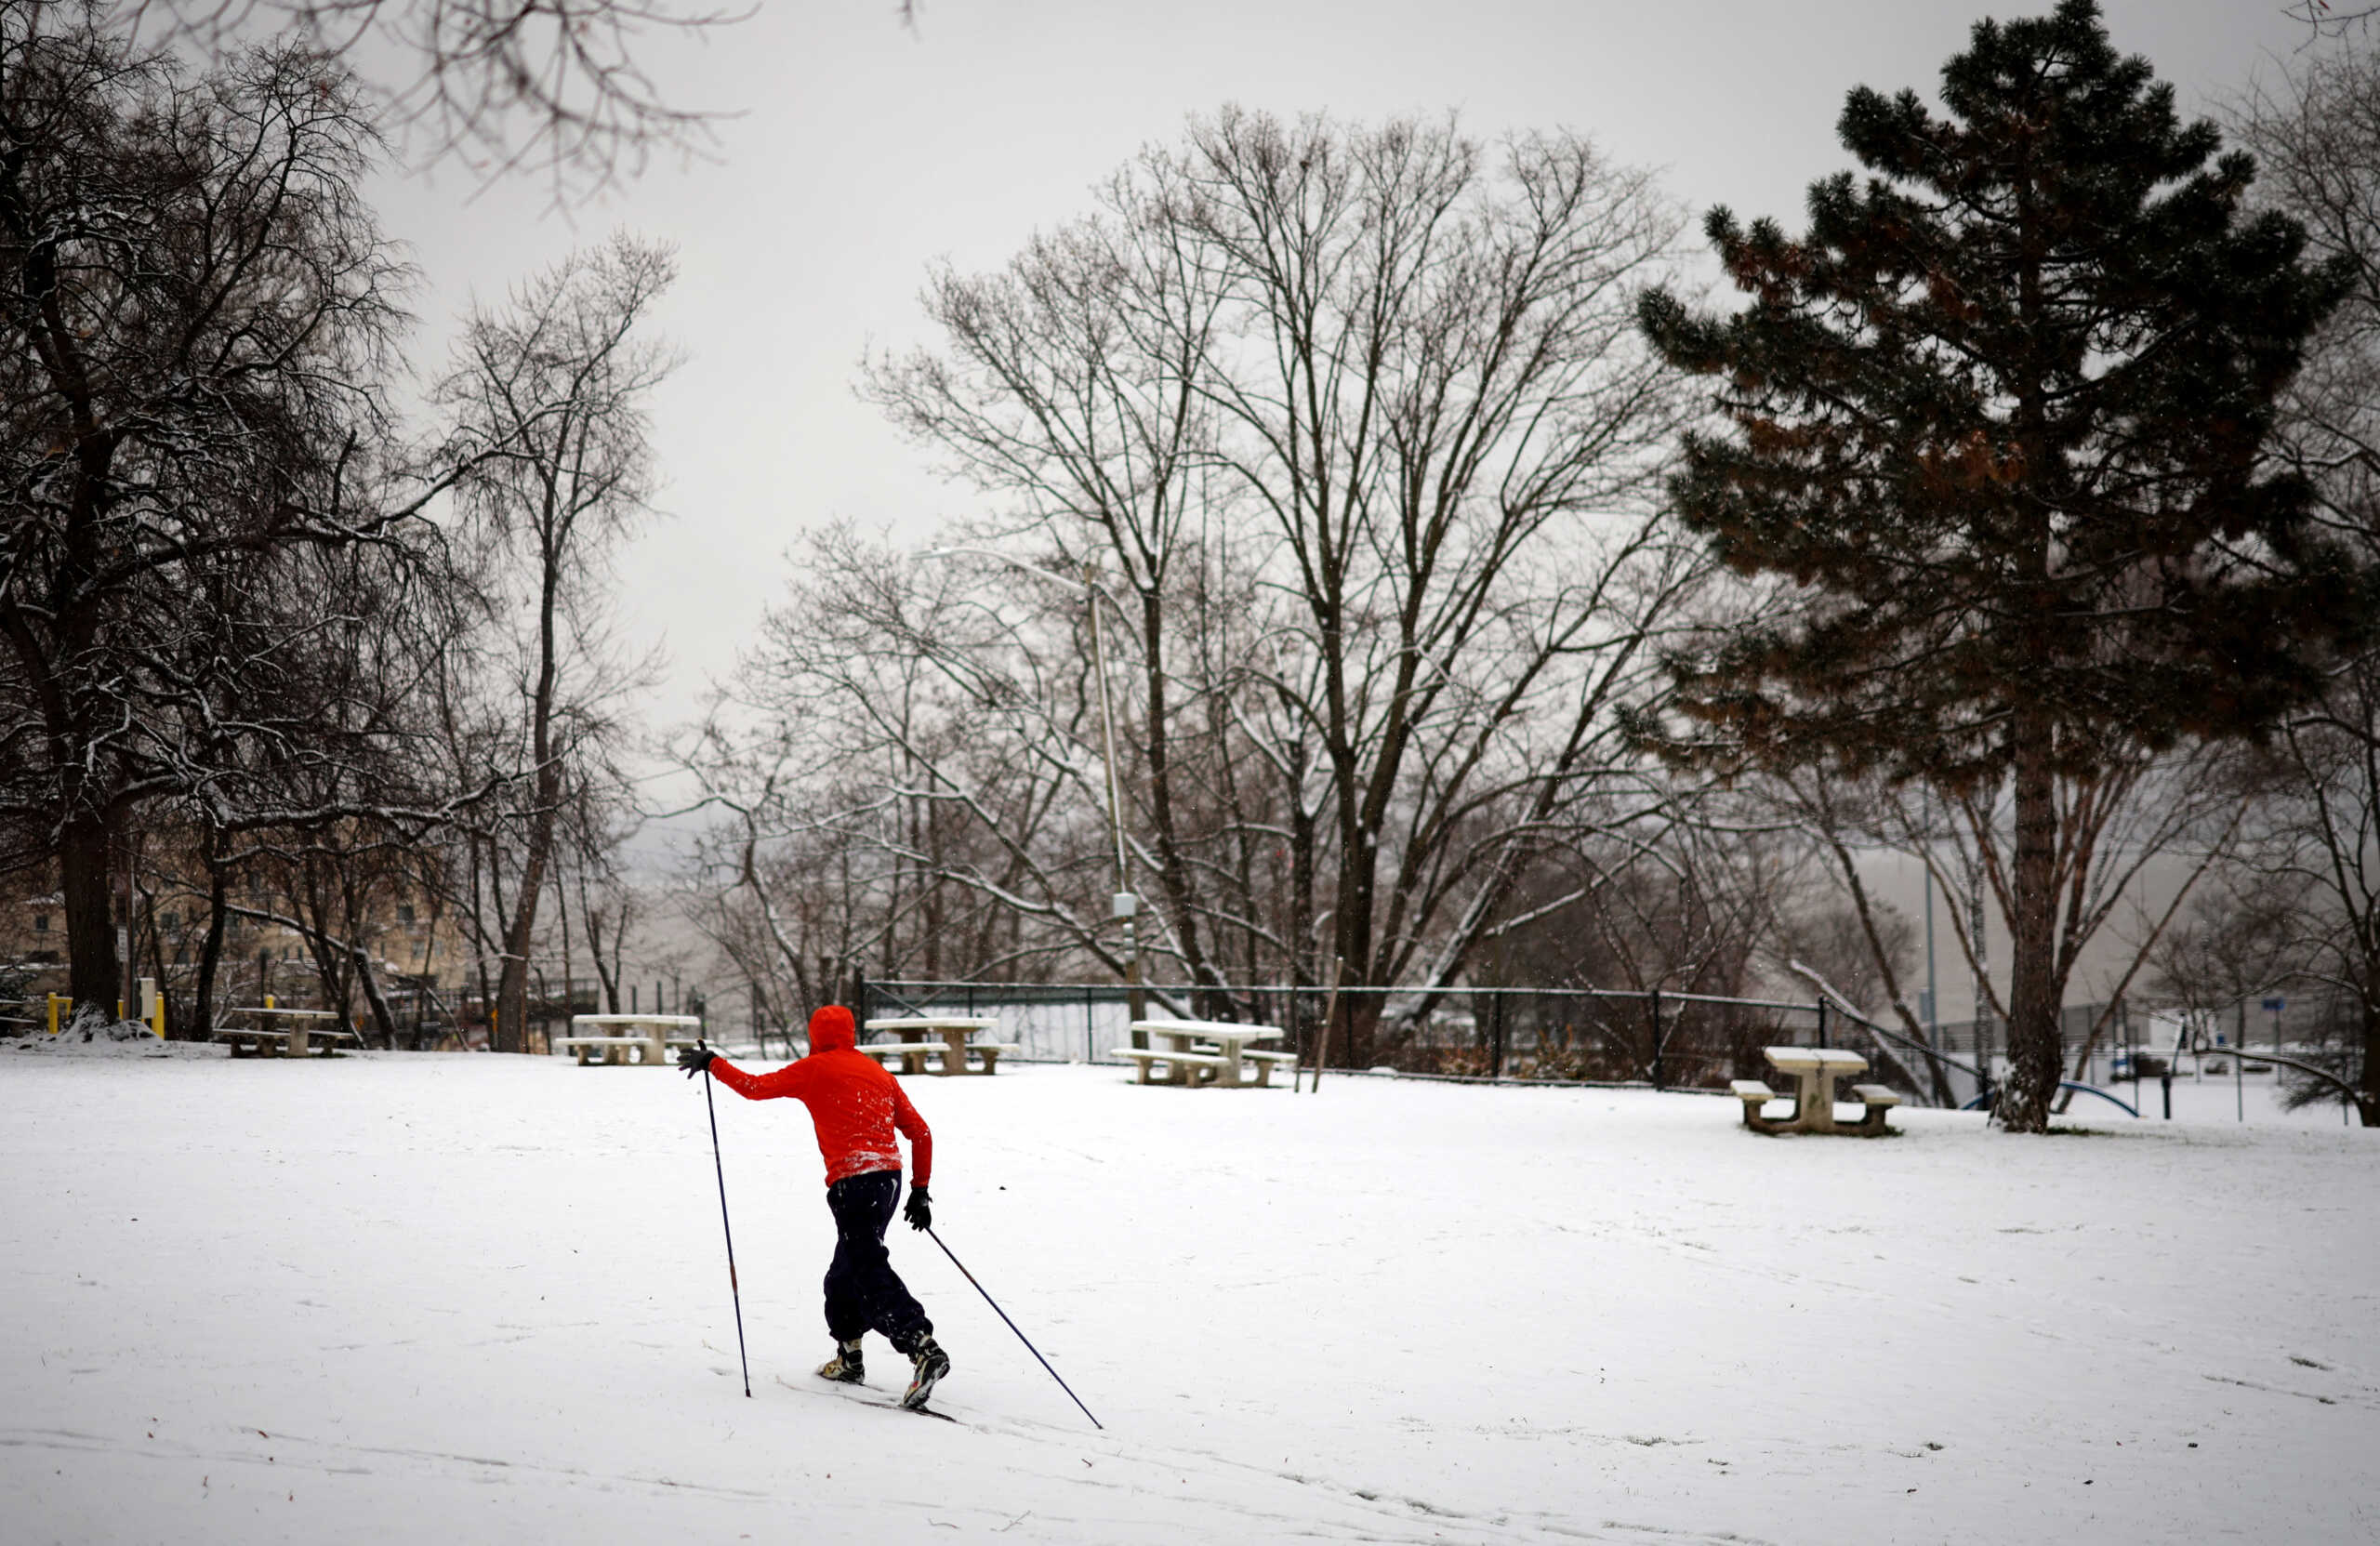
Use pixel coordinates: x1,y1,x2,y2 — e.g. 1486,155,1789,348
1490,991,1506,1081
1649,987,1664,1090
1817,997,1829,1050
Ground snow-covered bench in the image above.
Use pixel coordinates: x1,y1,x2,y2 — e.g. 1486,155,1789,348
552,1035,664,1066
1239,1048,1301,1087
864,1042,942,1076
863,1040,1024,1076
1845,1082,1901,1134
1111,1046,1230,1086
1729,1077,1786,1129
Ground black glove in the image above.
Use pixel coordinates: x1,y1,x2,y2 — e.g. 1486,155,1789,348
678,1044,718,1079
903,1184,932,1232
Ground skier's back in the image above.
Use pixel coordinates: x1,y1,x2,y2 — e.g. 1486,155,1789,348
681,1005,949,1408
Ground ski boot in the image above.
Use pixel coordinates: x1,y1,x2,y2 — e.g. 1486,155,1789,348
816,1338,866,1384
900,1337,949,1409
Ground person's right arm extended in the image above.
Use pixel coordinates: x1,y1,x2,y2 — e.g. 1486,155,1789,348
703,1056,807,1101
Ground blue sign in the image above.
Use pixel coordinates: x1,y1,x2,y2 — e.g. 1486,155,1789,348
2260,997,2285,1013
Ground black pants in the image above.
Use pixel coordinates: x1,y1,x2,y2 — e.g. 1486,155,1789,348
823,1170,931,1353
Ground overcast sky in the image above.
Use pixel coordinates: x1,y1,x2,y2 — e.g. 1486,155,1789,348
366,0,2327,743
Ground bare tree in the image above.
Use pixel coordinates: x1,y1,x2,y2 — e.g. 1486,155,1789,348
433,231,675,1051
861,111,1703,1055
2238,33,2380,534
2234,30,2380,1120
1746,747,2259,1113
681,523,1101,1014
2254,676,2380,1121
2285,3,2380,40
132,0,755,196
0,5,482,1021
2143,881,2303,1020
553,765,642,1013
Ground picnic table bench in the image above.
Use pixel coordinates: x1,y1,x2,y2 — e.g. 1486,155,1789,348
551,1013,704,1066
1730,1046,1899,1136
860,1018,1019,1077
214,1006,358,1058
1114,1019,1291,1088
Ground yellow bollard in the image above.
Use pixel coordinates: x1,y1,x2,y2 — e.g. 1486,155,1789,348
142,977,164,1037
47,993,62,1036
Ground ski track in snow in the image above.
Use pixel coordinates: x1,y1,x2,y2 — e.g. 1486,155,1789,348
3,1045,2374,1543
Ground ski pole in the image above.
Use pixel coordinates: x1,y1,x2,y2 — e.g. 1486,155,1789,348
924,1225,1102,1430
695,1039,752,1398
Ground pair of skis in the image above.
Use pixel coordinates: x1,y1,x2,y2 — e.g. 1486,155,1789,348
775,1372,961,1424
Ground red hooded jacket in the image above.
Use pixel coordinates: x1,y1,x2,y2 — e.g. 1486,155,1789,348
707,1006,933,1188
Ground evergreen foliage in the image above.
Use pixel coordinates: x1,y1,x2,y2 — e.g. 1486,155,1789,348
1636,0,2375,1130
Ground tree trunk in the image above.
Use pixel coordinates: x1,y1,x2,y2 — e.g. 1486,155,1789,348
554,859,575,1022
1331,865,1375,1066
1331,758,1381,1064
1999,723,2063,1132
2360,972,2378,1128
60,810,120,1014
495,819,552,1054
192,838,232,1037
496,518,567,1052
351,945,400,1048
1137,586,1223,1012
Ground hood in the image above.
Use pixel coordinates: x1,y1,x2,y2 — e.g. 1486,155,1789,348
808,1005,857,1054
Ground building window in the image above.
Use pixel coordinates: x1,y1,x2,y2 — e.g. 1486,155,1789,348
33,913,48,932
397,904,416,925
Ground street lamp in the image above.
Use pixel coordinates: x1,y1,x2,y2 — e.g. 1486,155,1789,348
926,547,1147,1024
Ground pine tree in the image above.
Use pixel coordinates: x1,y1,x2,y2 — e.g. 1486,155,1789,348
1636,0,2374,1131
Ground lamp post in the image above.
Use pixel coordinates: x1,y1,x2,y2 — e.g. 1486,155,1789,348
927,548,1147,1026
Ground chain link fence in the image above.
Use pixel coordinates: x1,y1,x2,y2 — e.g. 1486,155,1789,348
858,977,1996,1103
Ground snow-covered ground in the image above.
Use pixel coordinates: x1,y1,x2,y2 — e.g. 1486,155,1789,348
5,1039,2374,1544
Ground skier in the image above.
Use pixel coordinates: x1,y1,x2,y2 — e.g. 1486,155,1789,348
679,1005,950,1409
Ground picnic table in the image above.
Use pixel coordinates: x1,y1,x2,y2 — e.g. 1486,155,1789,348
551,1013,704,1067
1729,1045,1899,1136
860,1017,1021,1077
214,1006,358,1059
1114,1019,1296,1089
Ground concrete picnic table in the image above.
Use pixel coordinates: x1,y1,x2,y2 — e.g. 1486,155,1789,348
861,1017,1017,1076
1730,1045,1900,1136
551,1013,703,1066
1117,1019,1295,1088
214,1006,355,1058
